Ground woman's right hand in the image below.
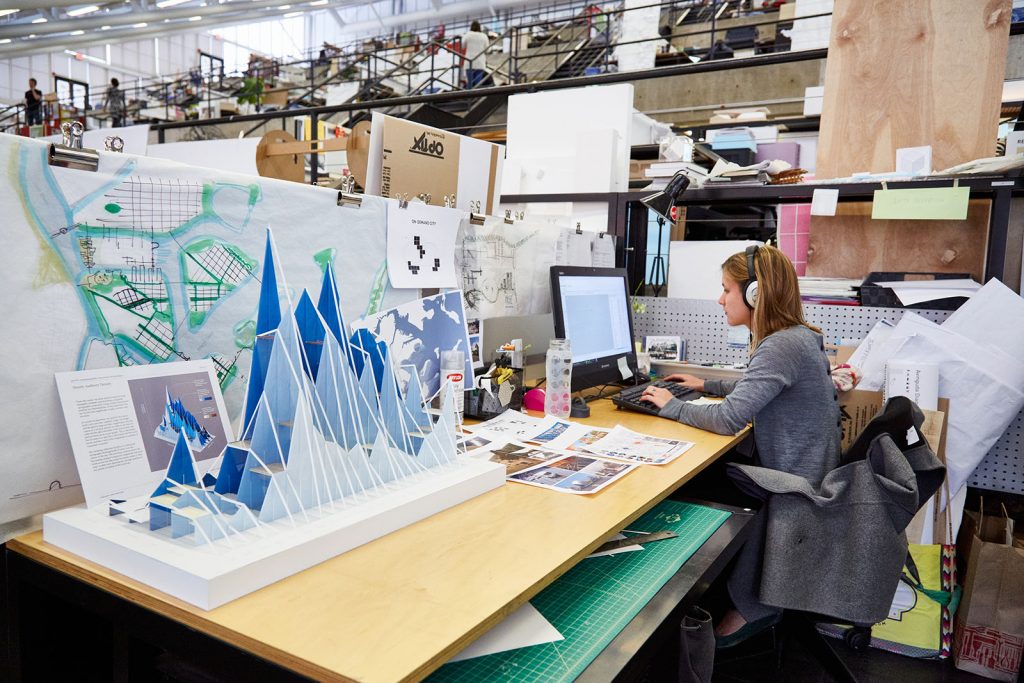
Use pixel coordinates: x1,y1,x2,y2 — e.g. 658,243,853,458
662,373,705,392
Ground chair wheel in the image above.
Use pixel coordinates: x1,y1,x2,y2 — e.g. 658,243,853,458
844,626,871,651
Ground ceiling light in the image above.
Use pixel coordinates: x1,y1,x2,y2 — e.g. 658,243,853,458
132,21,147,27
0,9,19,17
284,10,302,16
156,0,190,7
188,15,202,20
309,1,327,6
0,38,9,43
70,29,84,34
27,33,35,37
100,24,111,29
276,4,291,8
67,5,100,16
32,17,47,23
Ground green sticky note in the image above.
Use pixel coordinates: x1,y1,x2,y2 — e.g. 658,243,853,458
871,186,970,220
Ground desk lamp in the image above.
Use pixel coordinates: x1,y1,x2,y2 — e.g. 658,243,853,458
640,170,691,223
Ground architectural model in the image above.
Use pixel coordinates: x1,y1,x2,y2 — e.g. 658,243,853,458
44,231,504,608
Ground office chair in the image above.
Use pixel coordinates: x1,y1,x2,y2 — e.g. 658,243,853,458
720,396,947,681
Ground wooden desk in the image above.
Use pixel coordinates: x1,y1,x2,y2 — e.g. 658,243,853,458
5,401,746,683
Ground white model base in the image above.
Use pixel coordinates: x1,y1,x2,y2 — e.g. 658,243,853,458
44,459,504,610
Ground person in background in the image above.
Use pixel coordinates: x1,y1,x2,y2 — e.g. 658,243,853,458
659,25,678,54
462,20,489,88
103,77,126,128
640,245,840,647
25,78,43,126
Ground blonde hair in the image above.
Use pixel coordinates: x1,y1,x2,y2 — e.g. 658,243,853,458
722,245,820,349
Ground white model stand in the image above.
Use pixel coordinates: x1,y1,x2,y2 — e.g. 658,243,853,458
44,459,502,610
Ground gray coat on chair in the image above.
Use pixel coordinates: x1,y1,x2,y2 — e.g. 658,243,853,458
727,397,946,624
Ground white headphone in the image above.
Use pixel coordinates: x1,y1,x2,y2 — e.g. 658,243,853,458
742,245,760,310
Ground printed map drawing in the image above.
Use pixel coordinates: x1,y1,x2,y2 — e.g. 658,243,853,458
357,290,475,398
1,133,413,524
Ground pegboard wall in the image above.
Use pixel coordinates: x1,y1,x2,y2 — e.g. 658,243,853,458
631,297,1024,496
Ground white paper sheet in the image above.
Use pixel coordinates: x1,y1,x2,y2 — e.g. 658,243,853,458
543,423,613,453
147,138,260,175
467,411,558,441
592,234,616,268
888,288,978,306
884,361,939,411
810,188,839,216
847,320,896,389
668,240,762,300
942,278,1024,361
558,229,595,267
455,216,560,319
582,425,694,465
449,602,563,662
386,200,461,289
54,361,232,509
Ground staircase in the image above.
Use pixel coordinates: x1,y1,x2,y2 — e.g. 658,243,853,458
549,42,609,79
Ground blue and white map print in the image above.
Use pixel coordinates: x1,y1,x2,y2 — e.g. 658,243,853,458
357,290,474,397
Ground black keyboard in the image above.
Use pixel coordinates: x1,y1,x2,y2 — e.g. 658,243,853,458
612,380,702,416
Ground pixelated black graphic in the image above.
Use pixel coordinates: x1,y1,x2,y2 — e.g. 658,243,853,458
408,260,421,274
432,258,441,272
414,236,426,258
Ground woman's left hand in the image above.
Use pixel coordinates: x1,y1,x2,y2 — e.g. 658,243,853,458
639,386,674,409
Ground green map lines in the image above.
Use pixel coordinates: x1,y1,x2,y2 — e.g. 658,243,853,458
180,238,257,328
81,269,175,362
77,176,261,237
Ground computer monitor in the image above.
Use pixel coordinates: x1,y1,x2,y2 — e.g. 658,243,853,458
549,266,638,392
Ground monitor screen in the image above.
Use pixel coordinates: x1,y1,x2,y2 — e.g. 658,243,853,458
550,266,637,392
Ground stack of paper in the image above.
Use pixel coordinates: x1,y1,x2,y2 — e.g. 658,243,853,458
798,277,861,305
644,161,710,179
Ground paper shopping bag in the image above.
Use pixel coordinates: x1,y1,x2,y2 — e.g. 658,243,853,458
953,503,1024,681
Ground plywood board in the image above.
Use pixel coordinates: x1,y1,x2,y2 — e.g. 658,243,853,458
806,200,990,281
816,0,1011,179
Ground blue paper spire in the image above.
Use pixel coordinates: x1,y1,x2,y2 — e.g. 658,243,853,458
256,231,282,334
241,231,283,436
294,289,325,381
152,430,198,497
349,328,388,391
317,263,346,346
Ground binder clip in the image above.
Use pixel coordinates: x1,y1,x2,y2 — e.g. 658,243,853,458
398,198,410,209
49,121,98,172
104,136,124,153
598,231,606,239
469,212,486,225
575,222,583,235
504,209,514,225
416,192,431,204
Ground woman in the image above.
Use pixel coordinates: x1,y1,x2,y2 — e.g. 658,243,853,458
104,77,126,128
462,21,489,88
640,245,840,645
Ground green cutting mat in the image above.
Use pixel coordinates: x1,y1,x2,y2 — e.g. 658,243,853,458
426,500,730,683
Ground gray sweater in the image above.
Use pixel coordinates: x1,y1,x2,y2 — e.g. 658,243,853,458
658,325,840,485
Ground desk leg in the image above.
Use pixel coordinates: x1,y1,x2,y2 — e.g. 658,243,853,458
2,545,23,683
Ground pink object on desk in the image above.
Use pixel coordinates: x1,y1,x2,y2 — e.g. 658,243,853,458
522,388,546,412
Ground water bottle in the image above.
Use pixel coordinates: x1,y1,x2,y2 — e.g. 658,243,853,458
544,339,572,418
